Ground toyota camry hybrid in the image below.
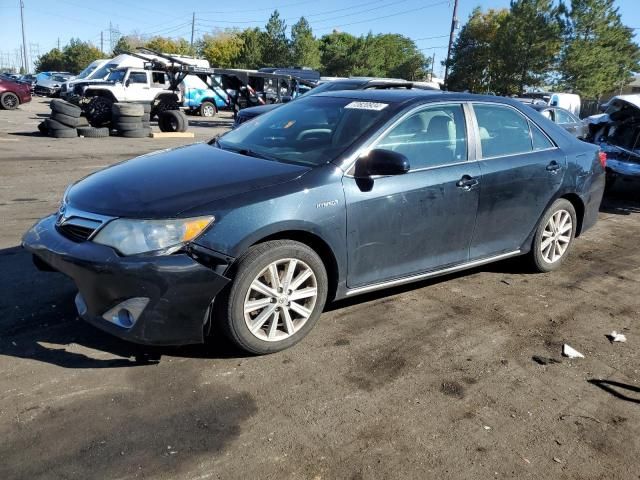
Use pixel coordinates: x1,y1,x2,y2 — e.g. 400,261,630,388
23,90,606,354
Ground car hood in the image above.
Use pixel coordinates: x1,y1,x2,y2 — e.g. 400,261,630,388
239,103,281,118
66,143,311,218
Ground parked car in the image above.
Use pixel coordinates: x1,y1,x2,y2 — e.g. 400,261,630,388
0,76,32,109
23,91,605,354
34,73,74,97
528,104,587,139
19,74,37,91
233,77,414,128
60,58,111,99
181,74,229,117
585,94,640,188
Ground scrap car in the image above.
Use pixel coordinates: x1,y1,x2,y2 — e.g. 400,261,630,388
23,90,605,354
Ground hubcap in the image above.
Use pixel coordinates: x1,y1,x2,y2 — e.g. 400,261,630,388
541,209,572,263
4,95,17,108
202,105,214,117
243,258,318,342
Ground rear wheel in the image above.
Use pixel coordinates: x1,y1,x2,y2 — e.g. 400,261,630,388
199,101,216,117
1,92,19,110
530,199,577,272
217,240,328,354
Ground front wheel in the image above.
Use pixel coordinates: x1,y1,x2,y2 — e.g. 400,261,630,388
217,240,328,354
530,198,577,272
1,92,19,110
199,101,216,117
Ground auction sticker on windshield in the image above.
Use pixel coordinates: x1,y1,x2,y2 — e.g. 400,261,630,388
344,101,388,111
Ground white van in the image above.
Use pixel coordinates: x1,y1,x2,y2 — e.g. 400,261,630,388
60,59,111,98
549,93,581,117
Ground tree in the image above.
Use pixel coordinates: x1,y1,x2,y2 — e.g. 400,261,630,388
144,36,191,55
290,17,321,69
560,0,640,99
237,28,266,69
496,0,563,93
112,36,133,56
199,30,244,68
62,39,104,73
263,10,289,66
319,31,360,76
34,48,66,72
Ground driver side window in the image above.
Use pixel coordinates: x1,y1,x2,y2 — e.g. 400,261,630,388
377,104,468,170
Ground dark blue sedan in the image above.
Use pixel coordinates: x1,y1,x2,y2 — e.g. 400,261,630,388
23,90,606,354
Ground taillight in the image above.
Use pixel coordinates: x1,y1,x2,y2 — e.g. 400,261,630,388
598,151,607,168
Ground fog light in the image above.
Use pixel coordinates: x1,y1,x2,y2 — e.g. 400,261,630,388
102,297,149,329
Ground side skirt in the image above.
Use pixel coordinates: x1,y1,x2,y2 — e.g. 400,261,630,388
344,250,522,297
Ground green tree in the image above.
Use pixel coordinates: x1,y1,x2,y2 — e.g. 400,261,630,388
112,36,133,56
62,39,104,73
496,0,563,94
319,31,359,76
199,30,244,68
34,48,66,72
145,36,191,55
560,0,640,99
263,10,289,66
237,28,266,69
290,17,321,69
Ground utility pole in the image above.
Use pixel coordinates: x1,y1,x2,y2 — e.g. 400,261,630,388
101,31,104,54
19,0,29,72
109,21,112,53
443,0,459,89
430,52,436,81
190,12,196,54
57,37,60,50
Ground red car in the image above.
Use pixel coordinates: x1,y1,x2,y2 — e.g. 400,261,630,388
0,76,32,110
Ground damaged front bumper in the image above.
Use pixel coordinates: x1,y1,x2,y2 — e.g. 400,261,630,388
22,215,231,346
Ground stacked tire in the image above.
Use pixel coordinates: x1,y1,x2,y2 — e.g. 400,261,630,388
158,110,189,133
44,99,82,138
112,103,151,138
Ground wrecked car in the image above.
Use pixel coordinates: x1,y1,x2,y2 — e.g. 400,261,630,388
23,91,605,354
586,95,640,187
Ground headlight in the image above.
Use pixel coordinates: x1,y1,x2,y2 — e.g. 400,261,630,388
93,216,214,255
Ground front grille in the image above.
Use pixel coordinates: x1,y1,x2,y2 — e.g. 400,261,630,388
56,215,103,242
57,223,96,242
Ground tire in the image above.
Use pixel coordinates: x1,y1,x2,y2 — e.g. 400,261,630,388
216,240,328,354
142,113,150,122
115,121,143,132
50,98,81,117
50,127,78,138
142,121,151,128
37,121,49,135
85,96,114,127
77,126,110,138
199,101,216,117
1,92,20,110
51,112,81,127
112,102,145,117
132,101,152,114
158,110,187,132
120,128,150,138
45,118,74,131
151,95,180,120
530,198,577,273
77,116,90,127
112,115,143,124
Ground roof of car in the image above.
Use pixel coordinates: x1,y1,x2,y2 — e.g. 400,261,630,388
315,89,522,106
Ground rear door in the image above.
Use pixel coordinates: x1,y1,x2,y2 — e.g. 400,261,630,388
343,102,481,287
468,103,564,259
554,108,586,138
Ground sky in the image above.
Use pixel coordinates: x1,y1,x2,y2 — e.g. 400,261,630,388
1,0,639,75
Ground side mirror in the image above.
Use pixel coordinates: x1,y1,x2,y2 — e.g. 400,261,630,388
355,149,410,177
125,79,131,87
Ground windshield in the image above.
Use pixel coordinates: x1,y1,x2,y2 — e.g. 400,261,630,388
107,70,126,82
92,63,118,80
51,75,68,82
76,63,99,79
218,96,395,166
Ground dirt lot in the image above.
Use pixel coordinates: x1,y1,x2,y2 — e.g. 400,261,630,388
1,98,639,480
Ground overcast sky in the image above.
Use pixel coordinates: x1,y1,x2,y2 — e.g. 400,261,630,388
1,0,638,75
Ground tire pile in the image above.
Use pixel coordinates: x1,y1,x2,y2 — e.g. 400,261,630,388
38,99,109,139
112,103,152,138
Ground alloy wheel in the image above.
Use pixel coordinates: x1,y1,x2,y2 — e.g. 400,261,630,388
541,209,572,263
243,258,318,342
202,104,215,117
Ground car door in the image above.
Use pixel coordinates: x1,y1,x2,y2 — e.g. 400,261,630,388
124,70,150,102
343,103,481,288
554,108,585,138
469,103,563,259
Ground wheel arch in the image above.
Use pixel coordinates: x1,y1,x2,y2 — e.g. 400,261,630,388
84,89,117,103
248,230,340,302
559,192,585,237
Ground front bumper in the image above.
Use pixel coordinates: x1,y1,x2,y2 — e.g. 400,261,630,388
22,215,231,346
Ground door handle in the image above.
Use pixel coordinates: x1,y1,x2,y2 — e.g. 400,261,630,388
546,161,561,173
456,175,479,190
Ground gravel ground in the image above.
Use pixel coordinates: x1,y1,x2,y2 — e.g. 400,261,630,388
0,98,639,480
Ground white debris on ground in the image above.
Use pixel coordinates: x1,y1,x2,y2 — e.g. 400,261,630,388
562,344,585,359
608,331,627,343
